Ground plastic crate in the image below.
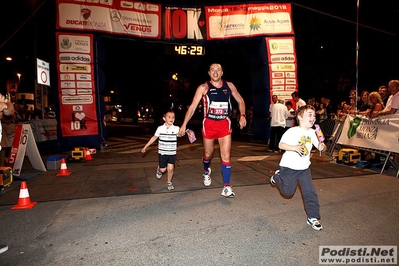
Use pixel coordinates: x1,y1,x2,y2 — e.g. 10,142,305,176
47,155,63,170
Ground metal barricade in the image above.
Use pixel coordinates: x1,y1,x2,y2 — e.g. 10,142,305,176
324,115,398,175
324,119,345,157
319,119,337,138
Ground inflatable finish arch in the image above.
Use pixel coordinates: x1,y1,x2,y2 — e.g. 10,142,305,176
56,1,297,150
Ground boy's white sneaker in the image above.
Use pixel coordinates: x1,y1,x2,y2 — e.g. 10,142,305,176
156,167,162,180
0,245,8,254
166,182,174,191
307,217,323,230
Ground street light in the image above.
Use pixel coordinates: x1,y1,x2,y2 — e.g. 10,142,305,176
17,73,21,84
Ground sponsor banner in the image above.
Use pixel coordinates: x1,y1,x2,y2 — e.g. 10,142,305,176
77,89,93,94
57,0,161,39
163,6,206,41
58,34,91,53
56,32,98,137
270,54,295,63
76,82,93,89
205,3,292,40
266,36,298,101
270,63,296,71
272,72,285,78
61,89,76,95
60,81,76,88
57,1,293,42
62,95,94,104
76,74,92,80
59,53,92,64
60,73,75,80
59,63,92,73
271,90,295,103
319,246,397,265
285,72,296,78
27,120,58,142
337,115,399,153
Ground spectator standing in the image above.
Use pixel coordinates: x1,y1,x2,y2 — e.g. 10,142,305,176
291,91,306,111
315,102,326,123
378,85,390,106
366,91,384,117
323,98,335,119
357,91,370,114
269,95,278,120
370,80,399,164
371,80,399,118
0,92,14,254
268,100,289,153
285,101,295,133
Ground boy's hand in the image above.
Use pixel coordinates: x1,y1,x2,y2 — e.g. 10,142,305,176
293,144,305,156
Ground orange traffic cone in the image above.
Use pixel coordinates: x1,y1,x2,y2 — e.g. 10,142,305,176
85,147,93,161
56,158,71,176
12,181,37,210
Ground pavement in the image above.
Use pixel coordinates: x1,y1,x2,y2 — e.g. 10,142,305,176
0,130,398,265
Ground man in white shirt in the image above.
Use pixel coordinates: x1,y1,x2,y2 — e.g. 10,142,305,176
370,80,399,163
269,99,289,152
372,80,399,117
291,91,306,111
285,101,295,132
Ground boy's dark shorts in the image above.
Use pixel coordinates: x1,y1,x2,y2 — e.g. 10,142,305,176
158,154,176,168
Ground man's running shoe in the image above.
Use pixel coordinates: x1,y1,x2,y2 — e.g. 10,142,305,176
203,168,211,187
156,167,162,180
270,170,279,185
166,182,174,191
221,186,235,198
307,217,323,230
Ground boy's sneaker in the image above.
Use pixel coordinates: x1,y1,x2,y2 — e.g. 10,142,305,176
307,217,323,230
0,245,8,254
156,167,162,180
166,182,174,191
270,170,279,185
203,168,212,187
221,186,235,198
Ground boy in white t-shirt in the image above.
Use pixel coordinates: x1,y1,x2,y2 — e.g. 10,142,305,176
270,105,326,230
142,110,180,191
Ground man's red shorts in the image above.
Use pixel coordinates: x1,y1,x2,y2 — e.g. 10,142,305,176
202,118,232,140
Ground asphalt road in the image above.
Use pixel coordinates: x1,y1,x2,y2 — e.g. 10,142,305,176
0,123,398,266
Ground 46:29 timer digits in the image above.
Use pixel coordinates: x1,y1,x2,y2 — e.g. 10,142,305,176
174,45,205,55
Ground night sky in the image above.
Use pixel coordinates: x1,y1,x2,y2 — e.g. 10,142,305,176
1,0,398,110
